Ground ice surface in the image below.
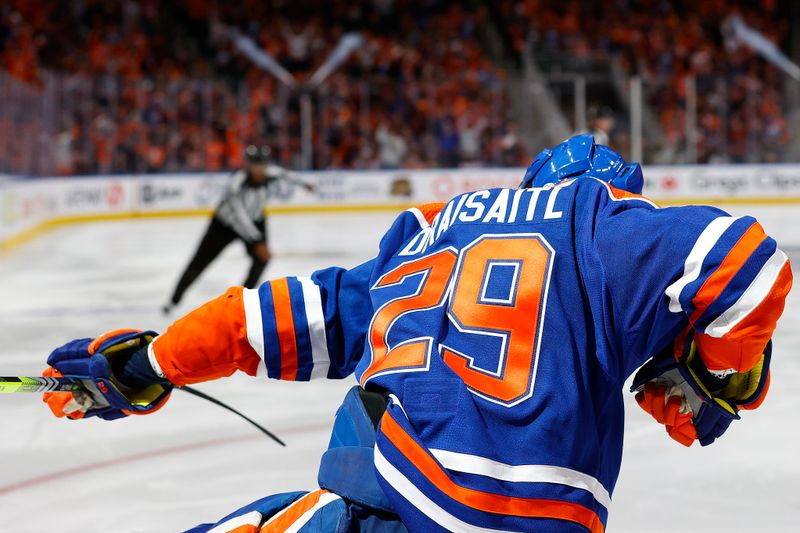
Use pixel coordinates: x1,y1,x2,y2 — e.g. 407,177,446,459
0,207,798,532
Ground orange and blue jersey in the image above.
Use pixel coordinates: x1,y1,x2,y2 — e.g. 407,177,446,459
153,178,791,532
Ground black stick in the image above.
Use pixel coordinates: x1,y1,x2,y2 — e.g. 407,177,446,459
179,385,286,446
1,376,286,446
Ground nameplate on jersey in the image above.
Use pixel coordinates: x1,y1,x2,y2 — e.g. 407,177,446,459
400,183,572,257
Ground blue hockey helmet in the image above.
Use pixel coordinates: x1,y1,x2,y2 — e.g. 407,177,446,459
519,133,643,194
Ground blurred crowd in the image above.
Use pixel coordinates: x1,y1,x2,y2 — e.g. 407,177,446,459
0,0,522,174
1,0,795,175
496,0,792,163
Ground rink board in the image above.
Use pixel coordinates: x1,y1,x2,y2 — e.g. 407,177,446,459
4,165,800,253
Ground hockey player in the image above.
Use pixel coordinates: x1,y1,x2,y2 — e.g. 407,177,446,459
42,134,791,532
163,145,315,313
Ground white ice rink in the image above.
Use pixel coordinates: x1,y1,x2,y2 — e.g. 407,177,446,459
0,207,798,532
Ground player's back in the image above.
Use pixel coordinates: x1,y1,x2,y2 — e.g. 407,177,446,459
353,173,792,532
144,134,789,532
357,179,636,532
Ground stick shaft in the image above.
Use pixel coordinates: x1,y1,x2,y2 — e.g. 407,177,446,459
181,385,286,446
0,377,286,446
0,376,83,393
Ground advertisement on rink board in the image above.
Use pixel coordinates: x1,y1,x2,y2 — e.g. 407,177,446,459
643,165,800,199
0,177,138,245
2,165,800,250
299,166,800,205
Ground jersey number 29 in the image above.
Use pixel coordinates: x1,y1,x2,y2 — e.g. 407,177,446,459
361,234,554,407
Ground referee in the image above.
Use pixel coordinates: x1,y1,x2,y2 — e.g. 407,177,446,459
164,145,314,313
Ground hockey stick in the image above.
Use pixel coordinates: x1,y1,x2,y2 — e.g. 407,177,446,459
0,376,82,393
0,376,286,447
180,385,285,447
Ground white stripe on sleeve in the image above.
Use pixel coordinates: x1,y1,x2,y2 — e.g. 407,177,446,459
242,287,265,361
299,276,331,380
704,249,789,338
665,216,741,313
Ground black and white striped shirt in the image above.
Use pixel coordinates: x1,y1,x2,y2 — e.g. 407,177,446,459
215,165,302,242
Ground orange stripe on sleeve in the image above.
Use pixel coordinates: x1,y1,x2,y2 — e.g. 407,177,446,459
380,414,605,533
689,222,767,325
270,278,299,381
260,489,328,532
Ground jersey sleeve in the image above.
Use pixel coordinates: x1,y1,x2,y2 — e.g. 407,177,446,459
249,263,376,380
150,204,441,387
584,181,792,379
151,260,375,386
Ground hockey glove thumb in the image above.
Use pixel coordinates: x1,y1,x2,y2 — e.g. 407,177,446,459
631,334,771,447
43,329,172,421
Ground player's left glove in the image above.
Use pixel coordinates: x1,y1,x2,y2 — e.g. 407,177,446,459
631,333,771,447
43,329,172,421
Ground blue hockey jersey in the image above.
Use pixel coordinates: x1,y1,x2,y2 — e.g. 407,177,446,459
153,178,792,532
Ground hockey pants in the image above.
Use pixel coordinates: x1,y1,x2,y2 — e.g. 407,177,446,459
185,387,408,533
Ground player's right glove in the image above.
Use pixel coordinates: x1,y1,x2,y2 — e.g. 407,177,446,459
43,329,172,421
631,332,771,447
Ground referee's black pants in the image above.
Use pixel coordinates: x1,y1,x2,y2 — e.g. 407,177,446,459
169,216,268,305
